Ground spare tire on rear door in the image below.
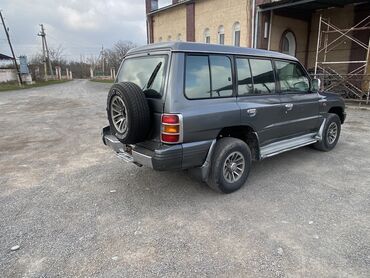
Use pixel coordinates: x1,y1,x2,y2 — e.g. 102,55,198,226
107,82,151,144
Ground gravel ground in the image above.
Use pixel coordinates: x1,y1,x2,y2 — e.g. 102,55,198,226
0,80,369,277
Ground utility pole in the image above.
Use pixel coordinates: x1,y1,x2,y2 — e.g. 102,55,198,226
80,54,83,78
39,25,47,80
38,24,54,80
101,45,105,76
0,11,22,86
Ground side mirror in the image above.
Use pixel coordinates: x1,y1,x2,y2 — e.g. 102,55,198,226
311,78,321,93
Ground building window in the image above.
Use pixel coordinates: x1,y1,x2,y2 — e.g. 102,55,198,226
204,28,210,44
264,21,269,39
218,25,225,45
167,35,172,41
177,33,182,41
280,30,296,56
233,22,241,47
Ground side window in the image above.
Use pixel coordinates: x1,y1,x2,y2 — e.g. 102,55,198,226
236,58,253,95
249,59,276,94
275,60,309,93
185,55,233,99
209,55,233,97
185,55,211,99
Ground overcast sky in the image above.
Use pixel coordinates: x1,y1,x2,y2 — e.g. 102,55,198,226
0,0,172,61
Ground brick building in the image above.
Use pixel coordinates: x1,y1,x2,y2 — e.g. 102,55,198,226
145,0,370,99
146,0,253,47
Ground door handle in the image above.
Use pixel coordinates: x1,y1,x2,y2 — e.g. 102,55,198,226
285,103,294,111
247,108,257,117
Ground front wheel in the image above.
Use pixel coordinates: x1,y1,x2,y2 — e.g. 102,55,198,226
313,113,341,152
207,138,252,194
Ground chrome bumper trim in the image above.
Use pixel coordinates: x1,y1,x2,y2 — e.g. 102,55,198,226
103,134,152,168
132,150,153,168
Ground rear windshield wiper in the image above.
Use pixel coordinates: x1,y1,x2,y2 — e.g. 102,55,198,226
142,62,162,90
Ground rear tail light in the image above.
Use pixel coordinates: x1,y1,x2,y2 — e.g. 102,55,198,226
161,113,183,144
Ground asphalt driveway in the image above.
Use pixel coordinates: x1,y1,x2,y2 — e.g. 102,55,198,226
0,80,369,277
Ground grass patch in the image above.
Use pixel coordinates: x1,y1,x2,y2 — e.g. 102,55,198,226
0,79,70,92
90,79,114,84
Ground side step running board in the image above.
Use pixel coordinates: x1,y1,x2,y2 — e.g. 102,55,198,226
260,133,318,159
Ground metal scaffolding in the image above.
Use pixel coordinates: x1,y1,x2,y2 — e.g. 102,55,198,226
314,14,370,104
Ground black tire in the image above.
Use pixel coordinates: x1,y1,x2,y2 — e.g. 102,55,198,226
313,113,341,152
207,138,252,194
107,82,151,144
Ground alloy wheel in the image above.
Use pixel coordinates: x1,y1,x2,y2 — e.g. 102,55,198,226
223,151,245,183
327,122,338,144
111,95,128,133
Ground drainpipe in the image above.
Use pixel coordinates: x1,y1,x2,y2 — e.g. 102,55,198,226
251,0,255,48
254,5,260,48
267,10,273,50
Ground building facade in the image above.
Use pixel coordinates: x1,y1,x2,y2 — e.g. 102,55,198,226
146,0,253,47
146,0,370,99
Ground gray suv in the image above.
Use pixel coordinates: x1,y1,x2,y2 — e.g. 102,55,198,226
102,42,346,193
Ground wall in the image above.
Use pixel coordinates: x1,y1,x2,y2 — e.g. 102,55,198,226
269,15,308,64
194,0,251,46
0,69,17,83
306,5,355,72
152,4,187,42
268,5,358,74
151,0,252,46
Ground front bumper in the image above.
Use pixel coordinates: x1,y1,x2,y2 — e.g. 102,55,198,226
101,126,212,171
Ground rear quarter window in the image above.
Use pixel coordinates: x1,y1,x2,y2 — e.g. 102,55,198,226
185,54,233,99
184,55,210,99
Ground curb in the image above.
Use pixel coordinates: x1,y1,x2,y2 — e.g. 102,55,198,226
346,105,370,111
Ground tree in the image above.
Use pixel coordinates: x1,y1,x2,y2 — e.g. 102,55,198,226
48,45,66,66
105,40,137,71
28,46,68,80
28,40,138,80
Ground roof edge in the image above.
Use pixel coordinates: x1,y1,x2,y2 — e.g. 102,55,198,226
126,42,298,61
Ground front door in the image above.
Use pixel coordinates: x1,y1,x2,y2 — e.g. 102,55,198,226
275,60,321,138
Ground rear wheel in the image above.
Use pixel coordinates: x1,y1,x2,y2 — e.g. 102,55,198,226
207,138,252,194
313,113,341,152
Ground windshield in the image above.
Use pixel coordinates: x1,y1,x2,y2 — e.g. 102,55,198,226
117,55,167,97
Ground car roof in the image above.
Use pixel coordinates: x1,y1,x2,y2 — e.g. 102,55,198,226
127,42,298,61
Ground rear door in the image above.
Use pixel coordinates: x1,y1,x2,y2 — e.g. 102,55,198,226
236,57,284,146
180,54,240,143
274,60,320,138
116,52,170,143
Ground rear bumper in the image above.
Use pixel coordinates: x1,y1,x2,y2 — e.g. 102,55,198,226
102,126,212,171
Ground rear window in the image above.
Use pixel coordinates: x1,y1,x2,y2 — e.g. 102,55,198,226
117,55,167,97
185,55,233,99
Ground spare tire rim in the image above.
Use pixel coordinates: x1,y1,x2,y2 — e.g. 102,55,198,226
223,151,245,183
111,95,128,134
327,122,338,144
